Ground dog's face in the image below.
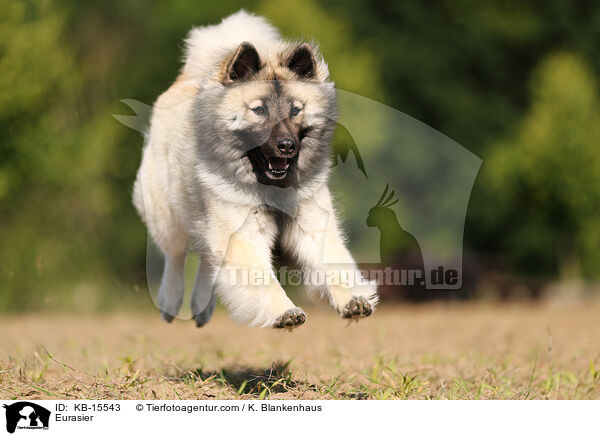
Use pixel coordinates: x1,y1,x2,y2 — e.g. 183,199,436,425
205,42,337,189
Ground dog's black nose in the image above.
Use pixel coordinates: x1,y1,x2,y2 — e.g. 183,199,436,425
277,138,296,155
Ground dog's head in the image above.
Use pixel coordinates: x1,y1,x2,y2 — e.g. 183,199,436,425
196,41,337,189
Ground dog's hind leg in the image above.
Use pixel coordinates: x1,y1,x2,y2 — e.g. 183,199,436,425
158,253,186,322
191,260,217,327
192,290,216,327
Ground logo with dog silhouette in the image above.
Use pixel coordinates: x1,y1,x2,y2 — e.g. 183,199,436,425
3,402,50,433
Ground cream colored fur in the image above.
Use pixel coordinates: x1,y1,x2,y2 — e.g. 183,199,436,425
133,10,377,328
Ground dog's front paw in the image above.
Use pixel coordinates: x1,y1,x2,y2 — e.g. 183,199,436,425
272,307,306,330
341,296,373,320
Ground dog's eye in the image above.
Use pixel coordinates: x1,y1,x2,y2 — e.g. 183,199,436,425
290,106,301,117
252,106,265,115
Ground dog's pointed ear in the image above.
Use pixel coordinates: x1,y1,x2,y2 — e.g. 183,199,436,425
224,42,261,84
287,43,316,79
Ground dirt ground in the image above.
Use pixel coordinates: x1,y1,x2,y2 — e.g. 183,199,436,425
1,301,599,399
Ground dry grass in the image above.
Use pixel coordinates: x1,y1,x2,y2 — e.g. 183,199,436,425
1,301,599,399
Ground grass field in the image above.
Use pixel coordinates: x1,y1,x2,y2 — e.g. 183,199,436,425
1,302,599,400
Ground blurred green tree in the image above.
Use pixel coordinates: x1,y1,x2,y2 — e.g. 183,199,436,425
479,52,600,279
0,0,86,310
3,0,600,312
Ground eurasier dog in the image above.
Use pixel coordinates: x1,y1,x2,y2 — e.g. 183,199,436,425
133,10,378,329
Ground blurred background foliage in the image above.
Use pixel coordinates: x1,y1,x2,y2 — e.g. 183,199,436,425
1,0,599,312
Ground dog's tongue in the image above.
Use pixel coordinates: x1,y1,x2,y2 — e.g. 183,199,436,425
267,157,289,171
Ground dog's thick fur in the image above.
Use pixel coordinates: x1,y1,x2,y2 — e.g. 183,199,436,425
133,10,378,329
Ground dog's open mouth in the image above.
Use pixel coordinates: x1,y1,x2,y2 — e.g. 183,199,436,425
266,156,289,179
247,147,295,181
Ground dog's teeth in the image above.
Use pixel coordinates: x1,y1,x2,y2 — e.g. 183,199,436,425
284,163,289,170
268,161,273,170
